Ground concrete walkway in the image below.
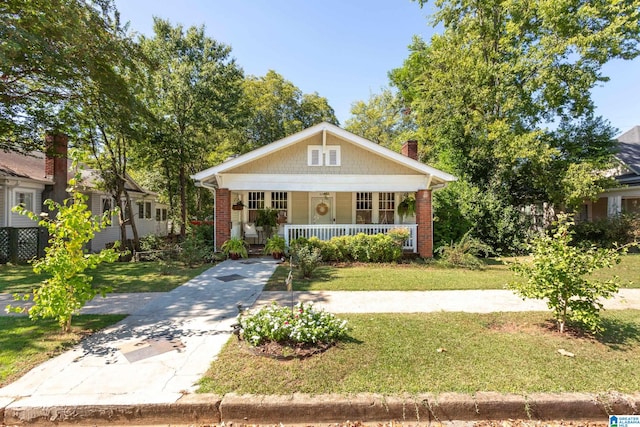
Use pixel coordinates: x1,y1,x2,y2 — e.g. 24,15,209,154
254,288,640,313
2,261,640,424
0,258,279,408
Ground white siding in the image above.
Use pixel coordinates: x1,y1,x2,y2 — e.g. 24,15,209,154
8,184,44,227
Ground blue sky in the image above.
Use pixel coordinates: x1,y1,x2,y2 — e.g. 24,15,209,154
115,0,640,136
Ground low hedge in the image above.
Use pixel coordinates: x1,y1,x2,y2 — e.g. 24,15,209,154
290,230,409,263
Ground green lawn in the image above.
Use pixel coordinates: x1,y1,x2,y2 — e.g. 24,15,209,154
0,315,126,387
265,254,640,291
0,262,212,294
199,310,640,395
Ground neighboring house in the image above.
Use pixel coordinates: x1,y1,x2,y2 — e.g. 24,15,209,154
191,122,456,258
0,134,168,257
583,126,640,220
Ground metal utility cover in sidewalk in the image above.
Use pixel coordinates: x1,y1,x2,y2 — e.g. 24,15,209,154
119,338,185,363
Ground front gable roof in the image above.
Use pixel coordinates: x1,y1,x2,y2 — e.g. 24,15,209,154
192,122,456,191
616,125,640,175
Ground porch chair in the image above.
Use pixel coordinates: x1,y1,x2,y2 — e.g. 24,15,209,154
243,222,259,244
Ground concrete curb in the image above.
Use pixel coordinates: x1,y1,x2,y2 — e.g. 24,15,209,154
3,392,639,425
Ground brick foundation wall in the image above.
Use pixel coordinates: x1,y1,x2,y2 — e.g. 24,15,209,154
416,189,433,258
215,188,231,251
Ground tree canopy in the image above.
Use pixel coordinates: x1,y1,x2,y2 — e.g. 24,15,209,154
0,0,126,152
240,70,338,152
345,88,417,152
138,18,245,233
387,0,640,252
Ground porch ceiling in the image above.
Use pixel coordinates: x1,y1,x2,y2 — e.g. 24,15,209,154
213,173,437,192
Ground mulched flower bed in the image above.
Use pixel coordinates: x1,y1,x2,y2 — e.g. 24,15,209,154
244,339,334,360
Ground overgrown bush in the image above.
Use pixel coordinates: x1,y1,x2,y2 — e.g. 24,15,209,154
435,231,492,269
434,180,531,255
179,234,212,266
573,214,640,248
191,223,214,251
238,302,349,346
291,244,323,278
139,234,165,252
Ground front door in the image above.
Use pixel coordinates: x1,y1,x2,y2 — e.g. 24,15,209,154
311,196,332,224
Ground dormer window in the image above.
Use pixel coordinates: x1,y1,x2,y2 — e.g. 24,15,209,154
307,145,341,166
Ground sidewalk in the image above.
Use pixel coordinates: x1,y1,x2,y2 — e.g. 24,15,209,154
2,262,640,425
1,258,279,408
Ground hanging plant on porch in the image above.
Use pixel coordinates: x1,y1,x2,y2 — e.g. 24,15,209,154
232,200,244,210
397,194,416,221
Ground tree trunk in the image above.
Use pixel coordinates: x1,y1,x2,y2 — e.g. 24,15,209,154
179,161,187,237
123,189,140,250
63,316,72,333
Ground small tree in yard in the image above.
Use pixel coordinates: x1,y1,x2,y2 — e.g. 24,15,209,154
8,175,120,332
509,214,627,334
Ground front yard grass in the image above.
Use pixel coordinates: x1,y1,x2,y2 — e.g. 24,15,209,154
0,315,126,388
265,254,640,291
0,261,212,294
199,310,640,395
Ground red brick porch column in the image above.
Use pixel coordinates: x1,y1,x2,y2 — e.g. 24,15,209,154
416,189,433,258
215,188,231,251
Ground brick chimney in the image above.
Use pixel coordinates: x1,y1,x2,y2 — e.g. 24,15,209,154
44,133,69,207
401,140,418,160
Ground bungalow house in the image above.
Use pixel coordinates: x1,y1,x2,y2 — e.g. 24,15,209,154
0,134,169,262
583,125,640,220
191,122,456,258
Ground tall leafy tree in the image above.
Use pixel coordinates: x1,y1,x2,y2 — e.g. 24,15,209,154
240,70,338,152
61,13,151,250
391,0,639,207
139,18,244,235
0,0,124,152
345,88,417,152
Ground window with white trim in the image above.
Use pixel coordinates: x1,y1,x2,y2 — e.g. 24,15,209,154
101,197,113,214
14,190,34,211
379,192,395,224
156,208,168,221
138,201,152,219
247,191,265,223
326,146,341,166
356,192,372,224
307,145,341,166
271,191,288,223
308,146,322,166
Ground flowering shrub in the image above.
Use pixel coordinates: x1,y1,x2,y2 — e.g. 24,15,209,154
290,230,407,263
238,302,349,346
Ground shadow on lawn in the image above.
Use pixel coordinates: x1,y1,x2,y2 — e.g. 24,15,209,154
598,318,640,350
263,266,337,291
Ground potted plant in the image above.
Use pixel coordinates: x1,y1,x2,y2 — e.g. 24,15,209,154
264,235,286,259
220,237,249,260
255,208,278,237
397,194,416,222
232,200,245,210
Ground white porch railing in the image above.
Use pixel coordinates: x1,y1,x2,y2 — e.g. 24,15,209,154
283,224,418,252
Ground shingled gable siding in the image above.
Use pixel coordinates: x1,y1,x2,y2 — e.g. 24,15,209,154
226,135,417,176
416,189,433,258
215,188,231,250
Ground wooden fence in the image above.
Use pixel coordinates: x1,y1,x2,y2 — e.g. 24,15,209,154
0,227,48,264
